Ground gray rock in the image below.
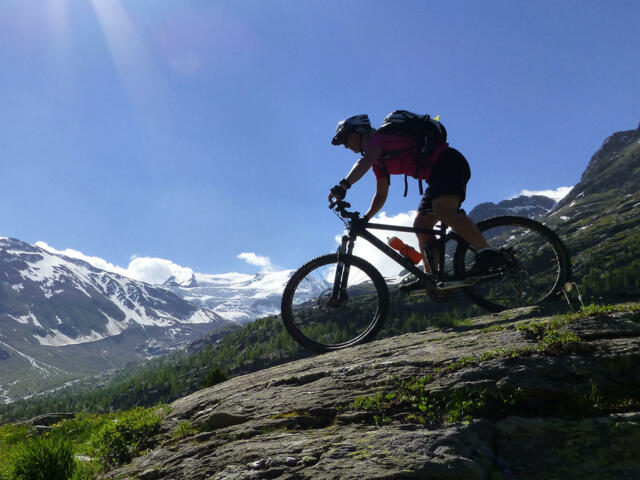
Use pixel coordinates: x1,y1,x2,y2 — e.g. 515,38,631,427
99,305,640,479
19,412,76,427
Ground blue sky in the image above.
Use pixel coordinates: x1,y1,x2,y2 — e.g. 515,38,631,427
1,0,639,280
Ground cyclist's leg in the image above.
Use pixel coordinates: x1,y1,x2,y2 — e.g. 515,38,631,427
428,149,507,274
408,194,455,301
432,195,488,251
413,211,438,273
415,186,448,273
426,148,488,252
438,198,509,274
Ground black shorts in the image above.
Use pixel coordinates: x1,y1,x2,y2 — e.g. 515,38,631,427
417,148,471,215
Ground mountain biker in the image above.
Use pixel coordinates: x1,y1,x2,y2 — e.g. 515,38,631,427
328,113,506,292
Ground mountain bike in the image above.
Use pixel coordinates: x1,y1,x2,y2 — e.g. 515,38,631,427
281,200,571,353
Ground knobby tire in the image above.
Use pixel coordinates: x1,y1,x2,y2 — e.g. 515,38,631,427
453,215,570,312
281,253,390,353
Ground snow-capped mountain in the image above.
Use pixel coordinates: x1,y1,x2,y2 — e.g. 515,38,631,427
0,237,227,347
467,195,558,223
0,237,229,402
163,269,328,324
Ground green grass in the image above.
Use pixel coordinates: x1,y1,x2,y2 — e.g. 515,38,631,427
10,435,75,480
0,405,170,480
351,376,524,426
516,303,640,353
171,420,198,439
349,303,640,426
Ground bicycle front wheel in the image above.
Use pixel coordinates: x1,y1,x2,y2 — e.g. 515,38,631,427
453,216,570,312
281,253,389,353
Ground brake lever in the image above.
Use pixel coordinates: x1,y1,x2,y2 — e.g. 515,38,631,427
328,200,351,211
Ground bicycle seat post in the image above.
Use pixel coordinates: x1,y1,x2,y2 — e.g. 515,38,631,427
435,221,448,280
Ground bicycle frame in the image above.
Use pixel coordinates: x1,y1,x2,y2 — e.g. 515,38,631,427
332,218,473,302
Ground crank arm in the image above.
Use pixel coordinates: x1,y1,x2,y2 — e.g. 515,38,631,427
437,272,503,290
436,280,475,290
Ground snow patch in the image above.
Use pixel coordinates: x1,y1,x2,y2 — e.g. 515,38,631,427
183,309,216,324
43,289,65,299
515,186,573,202
214,310,253,323
35,329,107,346
10,314,29,325
102,313,128,336
508,205,546,214
11,313,43,328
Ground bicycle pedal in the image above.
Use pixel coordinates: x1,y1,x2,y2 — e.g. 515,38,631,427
399,280,428,295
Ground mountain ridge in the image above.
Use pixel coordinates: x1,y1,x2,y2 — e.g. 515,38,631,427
556,125,640,210
467,194,557,222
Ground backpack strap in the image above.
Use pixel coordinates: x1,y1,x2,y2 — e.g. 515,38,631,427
410,143,449,197
402,176,424,197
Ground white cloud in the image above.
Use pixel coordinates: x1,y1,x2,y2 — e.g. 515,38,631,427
237,252,274,272
125,257,194,284
35,242,130,277
515,186,573,202
35,242,277,284
336,210,421,278
35,242,194,284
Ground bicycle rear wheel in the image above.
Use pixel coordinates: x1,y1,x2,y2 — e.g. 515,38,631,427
453,216,570,312
281,253,389,353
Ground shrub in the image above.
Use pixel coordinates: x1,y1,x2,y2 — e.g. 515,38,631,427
88,406,167,469
11,435,75,480
172,420,198,439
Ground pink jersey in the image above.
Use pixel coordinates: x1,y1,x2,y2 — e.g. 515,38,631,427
364,133,448,182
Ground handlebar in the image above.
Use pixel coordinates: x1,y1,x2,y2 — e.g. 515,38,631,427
329,200,362,221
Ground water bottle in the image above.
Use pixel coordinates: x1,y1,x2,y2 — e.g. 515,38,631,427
387,237,423,264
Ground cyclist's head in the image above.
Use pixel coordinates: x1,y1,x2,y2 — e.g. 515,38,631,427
331,114,372,146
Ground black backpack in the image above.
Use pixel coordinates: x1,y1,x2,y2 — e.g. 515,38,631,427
376,110,448,196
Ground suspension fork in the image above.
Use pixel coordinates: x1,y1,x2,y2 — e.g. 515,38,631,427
436,222,448,281
330,234,356,304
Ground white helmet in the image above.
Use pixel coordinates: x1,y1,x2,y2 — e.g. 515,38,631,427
331,114,371,145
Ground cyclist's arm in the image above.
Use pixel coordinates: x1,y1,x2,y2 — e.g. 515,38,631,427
343,156,371,186
363,176,389,222
343,146,381,186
